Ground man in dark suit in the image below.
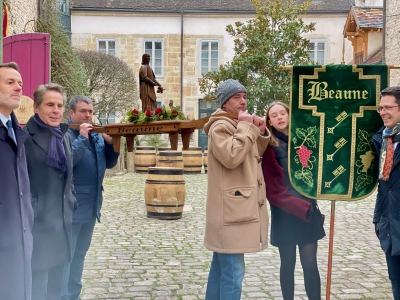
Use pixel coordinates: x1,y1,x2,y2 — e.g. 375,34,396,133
0,62,34,300
373,86,400,300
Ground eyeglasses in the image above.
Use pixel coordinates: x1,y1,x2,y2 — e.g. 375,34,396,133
377,105,400,113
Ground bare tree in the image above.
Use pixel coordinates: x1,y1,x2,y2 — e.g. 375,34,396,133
76,50,139,124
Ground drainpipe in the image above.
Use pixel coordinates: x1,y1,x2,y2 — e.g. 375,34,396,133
382,0,386,63
180,9,184,109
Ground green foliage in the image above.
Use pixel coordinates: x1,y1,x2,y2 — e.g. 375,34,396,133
36,0,88,117
126,106,185,124
140,135,169,150
76,50,139,123
198,0,315,114
134,136,141,146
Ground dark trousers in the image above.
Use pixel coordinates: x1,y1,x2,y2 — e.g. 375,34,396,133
32,264,64,300
386,251,400,300
62,218,96,300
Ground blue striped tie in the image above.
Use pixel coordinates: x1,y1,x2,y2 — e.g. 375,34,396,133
6,120,17,144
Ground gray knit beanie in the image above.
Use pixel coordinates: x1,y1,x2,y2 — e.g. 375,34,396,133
217,79,247,108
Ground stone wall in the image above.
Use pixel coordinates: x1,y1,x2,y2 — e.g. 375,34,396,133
386,0,400,86
71,32,222,122
4,0,39,35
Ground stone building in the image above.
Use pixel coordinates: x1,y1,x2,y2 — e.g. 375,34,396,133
385,0,400,85
3,0,71,36
4,0,39,34
343,0,400,86
344,6,383,64
70,0,358,148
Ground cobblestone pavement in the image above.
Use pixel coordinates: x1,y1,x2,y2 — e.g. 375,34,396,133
80,172,393,300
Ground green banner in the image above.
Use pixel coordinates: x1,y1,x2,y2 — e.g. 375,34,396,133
289,64,389,200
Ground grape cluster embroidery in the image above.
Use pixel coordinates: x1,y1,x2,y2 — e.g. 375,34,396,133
296,145,313,168
292,126,317,187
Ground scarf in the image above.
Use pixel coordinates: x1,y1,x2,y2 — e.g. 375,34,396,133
379,122,400,180
274,128,288,144
34,114,68,172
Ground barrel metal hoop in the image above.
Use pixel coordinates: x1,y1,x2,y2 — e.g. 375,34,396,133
145,180,185,184
158,159,183,162
158,152,182,156
146,203,184,207
146,212,182,219
147,169,184,175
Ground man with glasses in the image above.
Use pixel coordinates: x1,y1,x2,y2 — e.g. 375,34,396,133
372,86,400,300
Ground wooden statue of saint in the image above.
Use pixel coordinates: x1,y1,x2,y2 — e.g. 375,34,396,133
139,53,164,112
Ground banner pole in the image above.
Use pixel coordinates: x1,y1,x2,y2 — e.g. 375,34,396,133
341,37,345,65
326,200,336,300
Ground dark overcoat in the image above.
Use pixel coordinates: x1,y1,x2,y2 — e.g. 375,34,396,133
263,131,325,247
0,112,33,300
24,116,77,270
372,127,400,256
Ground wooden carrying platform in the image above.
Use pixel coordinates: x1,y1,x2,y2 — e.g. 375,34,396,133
68,113,238,152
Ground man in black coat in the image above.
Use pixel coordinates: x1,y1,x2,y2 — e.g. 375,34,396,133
0,62,34,300
372,86,400,300
24,83,81,299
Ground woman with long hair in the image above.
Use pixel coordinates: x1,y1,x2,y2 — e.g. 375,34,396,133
262,101,325,300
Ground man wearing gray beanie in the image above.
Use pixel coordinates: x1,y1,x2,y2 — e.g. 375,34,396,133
217,79,247,109
203,79,271,300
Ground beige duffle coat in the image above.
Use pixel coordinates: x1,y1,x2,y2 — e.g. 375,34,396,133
203,109,270,253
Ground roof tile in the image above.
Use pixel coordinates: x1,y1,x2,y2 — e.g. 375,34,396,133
70,0,353,13
364,48,382,64
354,6,383,29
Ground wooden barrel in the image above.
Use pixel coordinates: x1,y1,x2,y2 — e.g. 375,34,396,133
134,146,156,173
144,167,186,219
203,147,208,174
157,151,184,169
182,147,203,174
156,147,171,164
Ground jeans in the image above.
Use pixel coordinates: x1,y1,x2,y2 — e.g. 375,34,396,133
62,218,96,300
385,251,400,300
205,252,245,300
32,264,64,300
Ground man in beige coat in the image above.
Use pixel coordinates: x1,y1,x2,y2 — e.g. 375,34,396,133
203,79,270,300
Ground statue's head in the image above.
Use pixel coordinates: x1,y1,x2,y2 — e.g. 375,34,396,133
142,53,150,64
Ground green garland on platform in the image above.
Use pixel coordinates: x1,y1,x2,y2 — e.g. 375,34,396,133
126,106,185,124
